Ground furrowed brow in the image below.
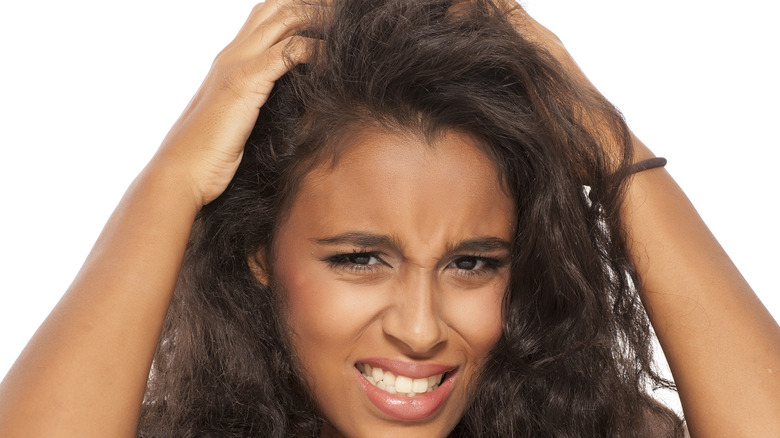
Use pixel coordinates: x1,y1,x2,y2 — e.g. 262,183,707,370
447,237,511,254
313,232,399,249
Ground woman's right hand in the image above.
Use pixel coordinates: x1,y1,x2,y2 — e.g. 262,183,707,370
0,3,318,437
151,0,316,209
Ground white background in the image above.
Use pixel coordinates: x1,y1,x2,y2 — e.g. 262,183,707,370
1,0,778,416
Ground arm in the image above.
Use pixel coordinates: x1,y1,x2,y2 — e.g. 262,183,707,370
626,140,780,437
502,3,780,436
0,2,314,435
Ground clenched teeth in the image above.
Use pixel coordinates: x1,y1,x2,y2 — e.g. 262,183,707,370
357,363,444,397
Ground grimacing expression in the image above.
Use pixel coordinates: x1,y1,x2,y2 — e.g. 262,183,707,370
264,128,514,437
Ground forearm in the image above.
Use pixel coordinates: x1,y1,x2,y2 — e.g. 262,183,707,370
0,162,199,437
624,139,780,437
499,2,780,433
0,2,315,434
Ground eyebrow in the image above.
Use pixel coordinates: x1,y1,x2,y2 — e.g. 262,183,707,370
446,237,511,254
313,232,400,249
313,232,510,254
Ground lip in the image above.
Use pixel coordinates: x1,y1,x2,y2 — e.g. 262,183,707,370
355,361,459,421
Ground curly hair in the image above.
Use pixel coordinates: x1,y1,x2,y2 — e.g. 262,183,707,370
138,0,685,436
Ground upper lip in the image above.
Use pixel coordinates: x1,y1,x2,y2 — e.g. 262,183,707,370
357,357,456,379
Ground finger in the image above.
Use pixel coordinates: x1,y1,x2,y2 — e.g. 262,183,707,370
212,5,310,92
232,1,282,44
230,0,324,51
241,35,320,105
236,4,310,56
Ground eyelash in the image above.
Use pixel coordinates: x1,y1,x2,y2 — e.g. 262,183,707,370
447,255,504,278
325,251,386,273
324,251,504,277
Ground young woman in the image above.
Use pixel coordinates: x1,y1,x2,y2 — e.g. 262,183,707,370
1,0,778,436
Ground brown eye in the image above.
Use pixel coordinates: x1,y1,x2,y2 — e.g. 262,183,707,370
450,257,486,270
325,252,386,272
348,253,375,265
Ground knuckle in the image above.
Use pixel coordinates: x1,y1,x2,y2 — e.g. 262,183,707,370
211,48,234,71
273,1,306,25
251,2,266,15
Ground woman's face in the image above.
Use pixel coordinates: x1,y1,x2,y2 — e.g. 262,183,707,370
269,128,514,437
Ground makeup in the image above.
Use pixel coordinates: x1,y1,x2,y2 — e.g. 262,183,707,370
355,361,458,421
270,129,511,436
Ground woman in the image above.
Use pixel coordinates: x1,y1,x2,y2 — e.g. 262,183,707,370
1,0,778,436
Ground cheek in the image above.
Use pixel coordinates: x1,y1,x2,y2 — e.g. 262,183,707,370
281,266,376,344
444,281,505,359
282,269,339,338
274,252,378,380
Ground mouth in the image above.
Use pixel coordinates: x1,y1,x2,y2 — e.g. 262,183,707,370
356,362,445,396
354,359,458,421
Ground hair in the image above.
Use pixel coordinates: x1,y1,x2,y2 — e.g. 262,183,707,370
138,0,685,436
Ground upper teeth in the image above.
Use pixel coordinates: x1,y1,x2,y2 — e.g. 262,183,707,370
357,363,444,397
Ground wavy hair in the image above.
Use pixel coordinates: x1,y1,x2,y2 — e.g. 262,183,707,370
139,0,685,436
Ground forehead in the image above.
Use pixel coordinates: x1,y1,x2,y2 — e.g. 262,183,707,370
278,128,514,249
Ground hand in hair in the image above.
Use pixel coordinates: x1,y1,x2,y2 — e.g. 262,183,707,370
497,0,649,167
0,2,318,437
500,2,780,436
496,1,595,90
151,0,317,208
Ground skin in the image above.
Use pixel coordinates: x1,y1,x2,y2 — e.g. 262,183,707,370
497,3,780,435
0,1,778,437
267,129,513,437
0,1,316,435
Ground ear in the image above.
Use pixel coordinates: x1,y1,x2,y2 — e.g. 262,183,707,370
248,248,270,287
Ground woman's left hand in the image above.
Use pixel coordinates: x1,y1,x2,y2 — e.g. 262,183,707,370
498,2,780,435
495,1,593,90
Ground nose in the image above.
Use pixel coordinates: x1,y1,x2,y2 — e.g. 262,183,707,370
381,269,449,354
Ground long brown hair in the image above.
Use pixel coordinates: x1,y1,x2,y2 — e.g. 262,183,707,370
139,0,684,436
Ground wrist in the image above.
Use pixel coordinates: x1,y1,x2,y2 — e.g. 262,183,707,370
136,155,204,216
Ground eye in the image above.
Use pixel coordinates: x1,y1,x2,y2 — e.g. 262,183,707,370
446,256,503,278
343,253,381,266
325,251,387,273
450,257,484,270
